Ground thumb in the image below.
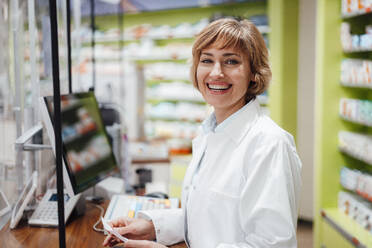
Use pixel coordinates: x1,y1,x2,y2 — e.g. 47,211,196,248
115,226,133,236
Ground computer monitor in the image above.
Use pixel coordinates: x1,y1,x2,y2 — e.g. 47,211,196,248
40,92,118,196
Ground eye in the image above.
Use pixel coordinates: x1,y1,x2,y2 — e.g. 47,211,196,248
225,59,240,65
200,58,213,64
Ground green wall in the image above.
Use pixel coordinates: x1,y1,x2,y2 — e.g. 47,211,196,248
268,0,299,141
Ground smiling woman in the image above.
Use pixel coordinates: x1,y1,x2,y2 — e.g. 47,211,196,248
196,47,250,123
191,19,271,96
191,18,271,124
104,18,302,248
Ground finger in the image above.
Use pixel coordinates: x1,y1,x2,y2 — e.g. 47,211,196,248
114,226,133,236
110,217,129,227
123,240,152,248
103,234,113,246
103,234,120,247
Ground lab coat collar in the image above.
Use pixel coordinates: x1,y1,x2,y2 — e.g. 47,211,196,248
201,98,261,145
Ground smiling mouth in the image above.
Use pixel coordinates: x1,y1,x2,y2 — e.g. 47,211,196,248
207,83,232,91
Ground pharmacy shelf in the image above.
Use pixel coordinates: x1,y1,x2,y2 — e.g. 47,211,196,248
342,10,372,19
314,1,372,247
146,79,191,86
321,208,372,248
63,128,97,145
82,25,270,45
341,82,372,89
339,145,372,166
340,115,372,127
340,168,372,203
82,35,194,44
147,116,203,124
344,49,372,53
61,102,82,113
339,98,372,127
146,97,204,104
128,56,189,61
85,153,112,169
130,57,189,64
350,189,372,204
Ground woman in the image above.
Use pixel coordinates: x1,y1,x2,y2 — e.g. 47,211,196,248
103,18,302,248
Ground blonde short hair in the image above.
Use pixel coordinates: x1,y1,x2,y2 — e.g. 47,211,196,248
191,18,271,99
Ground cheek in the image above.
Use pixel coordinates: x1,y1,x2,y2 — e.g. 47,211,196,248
235,68,250,89
196,67,206,87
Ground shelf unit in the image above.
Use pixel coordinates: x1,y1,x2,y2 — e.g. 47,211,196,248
116,2,271,142
79,0,300,197
321,208,371,248
86,0,299,140
315,1,372,247
76,0,302,142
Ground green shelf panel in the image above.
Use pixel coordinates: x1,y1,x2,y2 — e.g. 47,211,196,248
267,0,299,141
315,0,372,247
146,98,205,105
89,2,267,30
146,79,192,87
134,58,188,64
155,37,194,47
322,208,372,247
147,116,202,124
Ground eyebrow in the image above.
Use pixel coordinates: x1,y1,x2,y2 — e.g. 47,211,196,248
201,52,241,57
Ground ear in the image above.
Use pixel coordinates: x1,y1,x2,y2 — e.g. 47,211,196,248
248,80,257,89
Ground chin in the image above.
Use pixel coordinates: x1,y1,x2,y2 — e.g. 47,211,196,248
205,99,227,109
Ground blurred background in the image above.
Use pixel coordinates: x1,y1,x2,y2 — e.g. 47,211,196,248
1,0,372,247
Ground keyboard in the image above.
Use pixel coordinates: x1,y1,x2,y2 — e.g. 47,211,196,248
28,189,81,227
104,195,179,221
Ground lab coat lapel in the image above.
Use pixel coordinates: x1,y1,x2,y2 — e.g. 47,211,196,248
222,99,261,145
190,135,205,170
181,135,205,206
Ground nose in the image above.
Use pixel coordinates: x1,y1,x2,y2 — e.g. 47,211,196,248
210,62,223,78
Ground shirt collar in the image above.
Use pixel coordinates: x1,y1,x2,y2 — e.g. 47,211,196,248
201,98,261,144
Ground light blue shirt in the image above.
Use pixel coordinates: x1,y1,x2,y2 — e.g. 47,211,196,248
203,101,251,134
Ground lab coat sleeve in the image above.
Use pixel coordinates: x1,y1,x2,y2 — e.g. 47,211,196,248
217,136,302,248
138,208,185,246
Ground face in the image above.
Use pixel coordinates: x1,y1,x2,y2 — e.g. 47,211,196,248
196,46,251,116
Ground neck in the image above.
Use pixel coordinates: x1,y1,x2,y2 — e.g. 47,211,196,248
215,99,248,125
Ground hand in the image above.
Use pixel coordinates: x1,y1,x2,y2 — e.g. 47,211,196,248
103,217,156,247
123,240,168,248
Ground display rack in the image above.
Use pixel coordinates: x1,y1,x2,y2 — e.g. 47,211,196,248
78,0,300,142
76,0,299,195
86,1,271,142
315,0,372,247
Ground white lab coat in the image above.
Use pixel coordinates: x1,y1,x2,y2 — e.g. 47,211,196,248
140,99,302,248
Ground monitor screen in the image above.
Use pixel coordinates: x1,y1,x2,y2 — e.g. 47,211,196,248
43,92,118,194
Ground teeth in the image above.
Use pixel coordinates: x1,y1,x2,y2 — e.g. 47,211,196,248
208,84,230,90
